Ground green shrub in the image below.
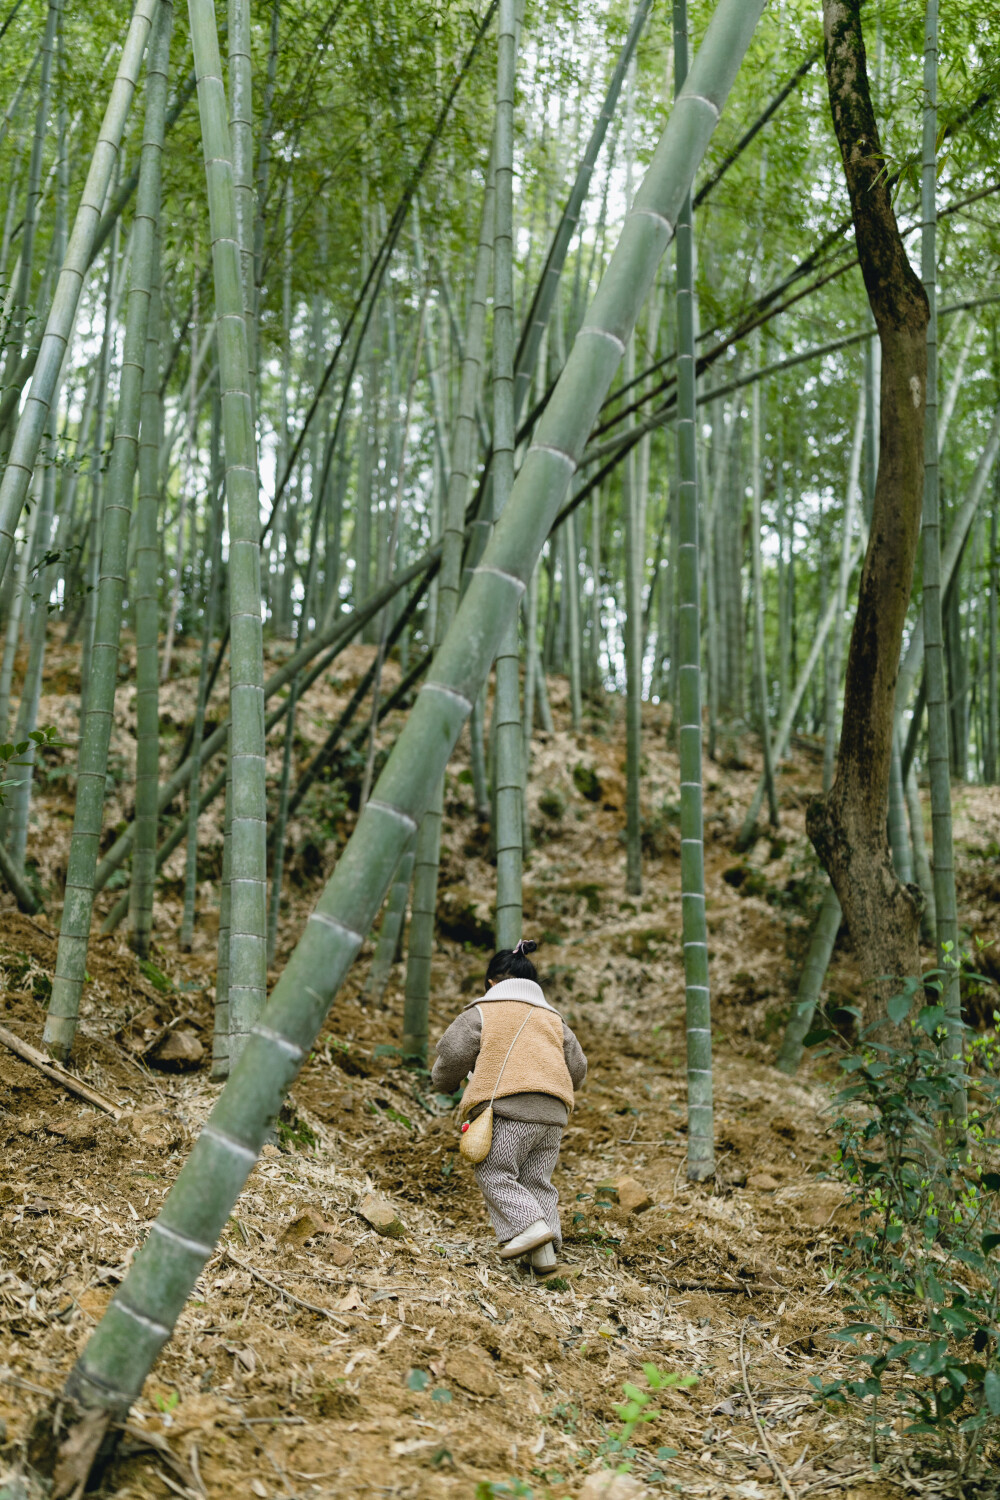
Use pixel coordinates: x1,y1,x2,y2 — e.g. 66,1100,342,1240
538,787,565,820
810,971,1000,1479
572,763,602,802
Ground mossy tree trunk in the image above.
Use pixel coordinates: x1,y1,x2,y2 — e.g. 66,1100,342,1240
806,0,928,1027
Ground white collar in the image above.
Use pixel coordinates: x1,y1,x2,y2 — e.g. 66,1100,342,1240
471,977,557,1011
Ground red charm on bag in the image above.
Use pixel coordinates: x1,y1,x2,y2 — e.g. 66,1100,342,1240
461,1122,470,1132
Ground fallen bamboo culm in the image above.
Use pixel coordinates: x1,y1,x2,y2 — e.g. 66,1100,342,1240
0,1023,123,1119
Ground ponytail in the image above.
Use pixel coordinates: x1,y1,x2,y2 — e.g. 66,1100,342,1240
485,938,539,986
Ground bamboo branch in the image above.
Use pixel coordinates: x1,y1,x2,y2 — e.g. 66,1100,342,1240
0,835,41,912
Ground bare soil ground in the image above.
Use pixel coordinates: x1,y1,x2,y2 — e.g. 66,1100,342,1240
3,638,1000,1499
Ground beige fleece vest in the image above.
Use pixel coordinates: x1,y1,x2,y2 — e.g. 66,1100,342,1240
459,999,574,1120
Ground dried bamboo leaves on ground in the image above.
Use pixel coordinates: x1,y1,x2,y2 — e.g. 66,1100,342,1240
4,665,1000,1496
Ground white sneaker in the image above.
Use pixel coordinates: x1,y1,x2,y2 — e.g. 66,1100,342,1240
531,1241,558,1272
499,1219,554,1260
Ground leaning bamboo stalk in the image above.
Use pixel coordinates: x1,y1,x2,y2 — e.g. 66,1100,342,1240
102,765,228,939
51,0,762,1441
100,641,433,943
513,0,651,421
0,76,201,443
263,3,498,561
895,399,1000,710
775,883,842,1075
43,0,171,1064
0,0,158,593
363,840,415,1005
92,546,442,897
584,292,999,471
187,0,267,1072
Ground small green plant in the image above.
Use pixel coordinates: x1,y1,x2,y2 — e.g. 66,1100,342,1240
547,1400,580,1433
0,726,64,807
600,1364,697,1470
808,970,1000,1479
474,1482,534,1500
139,958,175,993
276,1105,318,1152
153,1389,179,1414
370,1101,413,1130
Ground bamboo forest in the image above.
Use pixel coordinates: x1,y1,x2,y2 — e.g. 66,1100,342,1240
4,0,1000,1494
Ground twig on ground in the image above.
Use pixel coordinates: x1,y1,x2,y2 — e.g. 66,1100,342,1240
121,1424,203,1496
655,1280,774,1293
232,1416,307,1427
222,1247,350,1326
739,1317,798,1500
0,1025,123,1118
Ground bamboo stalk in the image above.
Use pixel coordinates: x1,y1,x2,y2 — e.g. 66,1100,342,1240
187,0,266,1072
673,0,712,1183
920,0,963,1116
43,1,171,1063
128,16,171,961
492,0,523,950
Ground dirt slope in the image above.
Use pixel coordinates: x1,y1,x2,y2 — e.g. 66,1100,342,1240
3,642,1000,1499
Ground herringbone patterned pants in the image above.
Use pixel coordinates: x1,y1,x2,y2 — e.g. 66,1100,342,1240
473,1117,562,1246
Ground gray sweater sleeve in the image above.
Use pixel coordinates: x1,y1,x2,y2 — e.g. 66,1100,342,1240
431,1007,482,1093
562,1022,587,1089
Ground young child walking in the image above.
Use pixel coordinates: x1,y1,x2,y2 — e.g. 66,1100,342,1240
431,940,587,1272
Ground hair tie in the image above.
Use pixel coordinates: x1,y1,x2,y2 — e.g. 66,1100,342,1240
513,939,526,955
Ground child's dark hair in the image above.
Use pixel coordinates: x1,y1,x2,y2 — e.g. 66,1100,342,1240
486,938,538,986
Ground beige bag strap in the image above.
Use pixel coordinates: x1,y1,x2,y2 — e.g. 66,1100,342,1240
488,1006,535,1108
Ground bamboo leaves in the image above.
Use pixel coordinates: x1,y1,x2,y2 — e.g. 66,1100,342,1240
0,0,159,594
673,0,713,1183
